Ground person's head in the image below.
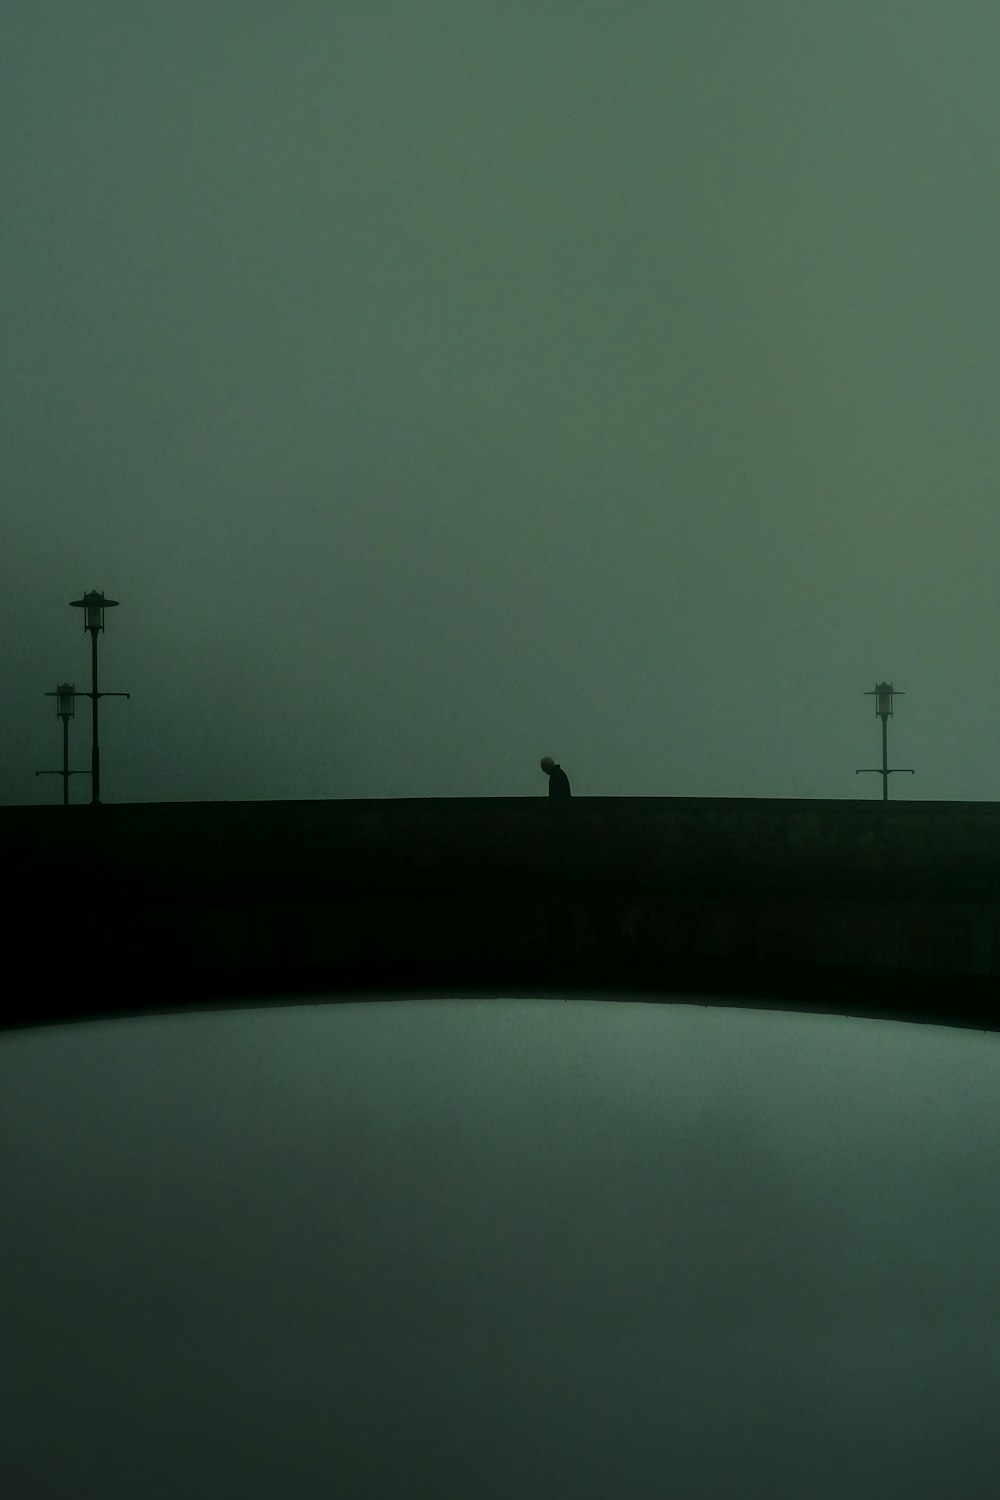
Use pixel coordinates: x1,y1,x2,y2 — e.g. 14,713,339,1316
540,756,556,775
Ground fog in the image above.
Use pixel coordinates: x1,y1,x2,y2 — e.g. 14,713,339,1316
4,1000,1000,1496
7,3,1000,804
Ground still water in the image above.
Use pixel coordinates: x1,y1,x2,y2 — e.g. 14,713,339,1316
3,997,998,1498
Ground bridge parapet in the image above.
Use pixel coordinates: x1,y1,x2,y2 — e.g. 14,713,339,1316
4,798,999,1030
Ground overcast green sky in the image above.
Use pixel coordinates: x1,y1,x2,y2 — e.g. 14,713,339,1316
7,2,1000,803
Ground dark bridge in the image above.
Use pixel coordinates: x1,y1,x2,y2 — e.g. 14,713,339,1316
4,797,999,1032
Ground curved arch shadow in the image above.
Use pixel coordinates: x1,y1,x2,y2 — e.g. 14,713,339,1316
4,798,998,1032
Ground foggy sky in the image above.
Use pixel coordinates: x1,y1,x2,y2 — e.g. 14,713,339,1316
4,999,1000,1496
7,3,1000,804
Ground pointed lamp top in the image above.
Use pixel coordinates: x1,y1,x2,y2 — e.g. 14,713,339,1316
865,680,903,718
45,682,76,719
69,590,119,632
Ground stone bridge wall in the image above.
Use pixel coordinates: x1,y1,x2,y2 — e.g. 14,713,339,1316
4,798,999,1030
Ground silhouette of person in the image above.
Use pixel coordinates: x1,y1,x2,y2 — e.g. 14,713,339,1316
540,756,571,800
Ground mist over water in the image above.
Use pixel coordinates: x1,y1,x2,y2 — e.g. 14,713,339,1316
3,997,999,1496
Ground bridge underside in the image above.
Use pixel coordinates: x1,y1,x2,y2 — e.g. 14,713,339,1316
4,798,999,1032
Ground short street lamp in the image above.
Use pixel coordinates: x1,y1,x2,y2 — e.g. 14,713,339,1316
36,682,90,804
856,680,914,801
68,591,130,804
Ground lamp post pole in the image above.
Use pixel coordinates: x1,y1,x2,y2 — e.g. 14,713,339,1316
856,680,914,801
68,592,130,804
89,619,100,800
60,700,70,803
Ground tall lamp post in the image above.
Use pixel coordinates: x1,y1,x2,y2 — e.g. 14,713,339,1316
35,682,90,804
68,591,130,804
856,680,914,801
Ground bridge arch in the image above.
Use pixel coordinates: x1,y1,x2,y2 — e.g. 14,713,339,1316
5,797,998,1032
